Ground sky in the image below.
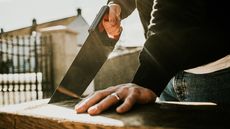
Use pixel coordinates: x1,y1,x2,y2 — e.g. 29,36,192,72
0,0,145,46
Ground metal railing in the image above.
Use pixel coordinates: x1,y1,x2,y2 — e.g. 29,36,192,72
0,34,54,106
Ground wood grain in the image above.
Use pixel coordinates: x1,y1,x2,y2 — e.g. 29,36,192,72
0,99,230,129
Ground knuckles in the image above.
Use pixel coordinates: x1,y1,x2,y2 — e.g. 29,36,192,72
94,90,105,98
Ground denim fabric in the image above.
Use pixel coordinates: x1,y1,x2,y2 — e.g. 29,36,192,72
159,67,230,104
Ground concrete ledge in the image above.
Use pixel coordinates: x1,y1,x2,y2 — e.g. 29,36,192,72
94,47,142,90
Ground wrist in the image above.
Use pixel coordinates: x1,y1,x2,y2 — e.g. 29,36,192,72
108,2,121,18
108,1,121,8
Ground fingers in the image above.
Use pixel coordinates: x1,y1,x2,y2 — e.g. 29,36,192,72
116,87,139,113
75,83,157,115
108,13,118,26
116,94,136,113
108,13,120,26
75,89,115,113
115,87,156,113
103,22,121,39
102,3,122,39
87,92,121,115
108,3,121,26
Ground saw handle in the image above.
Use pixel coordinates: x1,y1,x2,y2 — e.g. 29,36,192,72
88,5,121,46
88,6,110,34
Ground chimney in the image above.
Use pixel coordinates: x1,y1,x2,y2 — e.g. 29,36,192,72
0,28,3,34
77,8,82,16
30,18,37,35
32,18,37,25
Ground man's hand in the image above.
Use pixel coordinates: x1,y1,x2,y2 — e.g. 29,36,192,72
75,83,157,115
102,3,122,40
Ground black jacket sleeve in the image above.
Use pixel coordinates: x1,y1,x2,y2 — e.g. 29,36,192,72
132,28,229,96
132,0,230,96
107,0,136,19
107,0,230,96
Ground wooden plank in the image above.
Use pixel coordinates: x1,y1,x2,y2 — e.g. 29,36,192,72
14,115,122,129
0,113,15,129
1,99,230,129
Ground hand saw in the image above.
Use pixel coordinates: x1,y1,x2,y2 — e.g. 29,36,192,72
48,5,120,107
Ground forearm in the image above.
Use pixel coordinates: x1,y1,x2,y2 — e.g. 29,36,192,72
107,0,136,19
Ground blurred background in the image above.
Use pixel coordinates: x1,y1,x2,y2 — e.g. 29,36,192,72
0,0,145,106
0,0,145,46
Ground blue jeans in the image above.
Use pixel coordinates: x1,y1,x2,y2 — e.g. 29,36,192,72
159,67,230,104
